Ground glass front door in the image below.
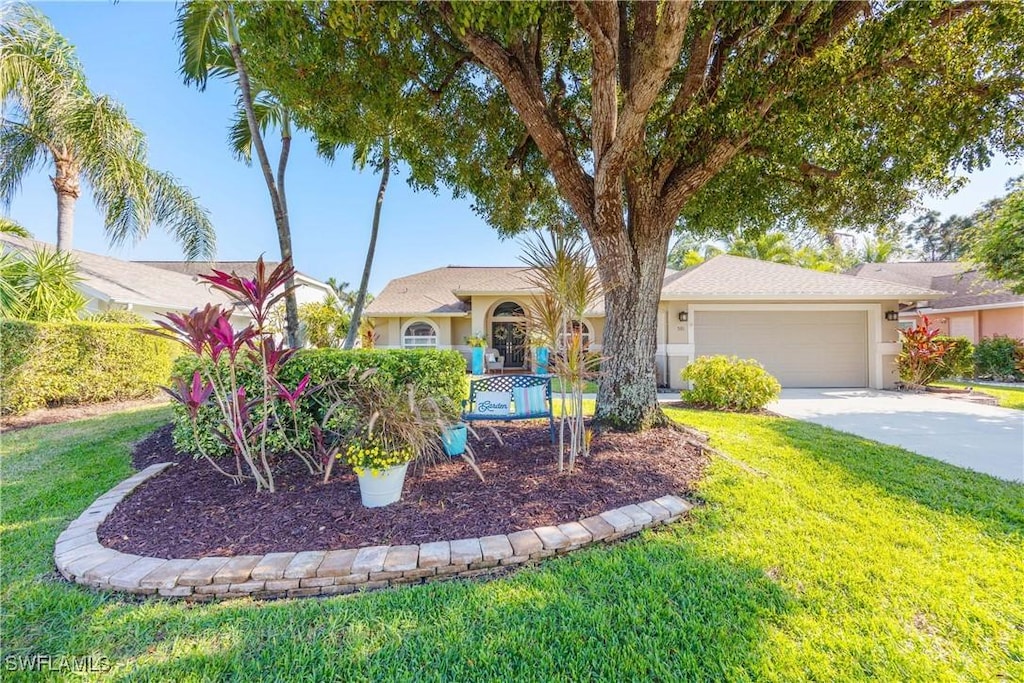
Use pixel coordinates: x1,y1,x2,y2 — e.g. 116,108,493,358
491,322,526,368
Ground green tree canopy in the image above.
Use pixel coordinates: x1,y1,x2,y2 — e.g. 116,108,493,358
241,1,1024,428
972,177,1024,293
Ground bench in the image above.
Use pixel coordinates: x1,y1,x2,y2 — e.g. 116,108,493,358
462,374,555,443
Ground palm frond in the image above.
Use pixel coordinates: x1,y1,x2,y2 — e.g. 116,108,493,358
228,91,288,163
0,120,46,206
0,247,28,317
176,1,232,90
13,246,86,321
145,168,216,261
0,216,31,238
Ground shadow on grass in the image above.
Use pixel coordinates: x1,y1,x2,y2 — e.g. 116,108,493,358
762,418,1024,539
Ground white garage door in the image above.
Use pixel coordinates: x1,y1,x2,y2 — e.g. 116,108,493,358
694,310,868,387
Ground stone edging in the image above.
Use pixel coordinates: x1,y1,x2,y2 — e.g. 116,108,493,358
55,462,694,601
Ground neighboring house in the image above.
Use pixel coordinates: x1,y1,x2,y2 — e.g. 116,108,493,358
848,262,1024,343
366,255,936,390
0,234,245,323
134,260,333,308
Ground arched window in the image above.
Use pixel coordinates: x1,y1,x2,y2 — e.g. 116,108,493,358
493,301,525,317
559,320,591,349
402,321,438,348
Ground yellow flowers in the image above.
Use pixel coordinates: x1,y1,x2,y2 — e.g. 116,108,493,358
337,436,414,474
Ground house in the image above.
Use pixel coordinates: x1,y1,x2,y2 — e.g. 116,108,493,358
847,262,1024,343
1,234,242,322
134,260,334,309
365,255,937,390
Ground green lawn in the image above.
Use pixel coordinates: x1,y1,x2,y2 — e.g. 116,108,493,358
935,381,1024,410
2,405,1022,680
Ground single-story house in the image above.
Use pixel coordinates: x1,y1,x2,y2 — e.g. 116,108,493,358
134,260,333,309
1,234,241,322
366,255,938,390
847,262,1024,343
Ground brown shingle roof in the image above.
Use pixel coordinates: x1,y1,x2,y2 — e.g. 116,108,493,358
922,270,1024,311
661,255,938,298
1,234,235,311
134,260,323,285
846,261,967,289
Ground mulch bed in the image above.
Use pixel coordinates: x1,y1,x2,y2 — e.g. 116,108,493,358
100,421,707,558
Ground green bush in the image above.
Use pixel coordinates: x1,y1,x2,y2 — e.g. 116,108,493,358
974,335,1024,380
0,320,177,414
87,309,152,325
681,355,781,411
936,336,975,379
170,348,467,456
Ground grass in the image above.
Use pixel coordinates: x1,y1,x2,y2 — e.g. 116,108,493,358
2,405,1023,680
934,381,1024,410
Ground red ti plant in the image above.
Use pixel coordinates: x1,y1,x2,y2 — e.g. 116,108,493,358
147,257,311,493
898,315,952,387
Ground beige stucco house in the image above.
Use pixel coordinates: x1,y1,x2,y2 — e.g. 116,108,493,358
366,255,936,390
848,262,1024,343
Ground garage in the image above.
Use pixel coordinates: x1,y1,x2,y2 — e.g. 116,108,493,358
694,309,869,387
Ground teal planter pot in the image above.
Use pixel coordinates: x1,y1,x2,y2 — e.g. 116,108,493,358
535,346,550,373
441,423,468,457
471,346,484,375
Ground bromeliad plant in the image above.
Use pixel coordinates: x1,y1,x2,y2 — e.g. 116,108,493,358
148,257,312,492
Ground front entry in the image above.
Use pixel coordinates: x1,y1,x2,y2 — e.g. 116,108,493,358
491,322,526,369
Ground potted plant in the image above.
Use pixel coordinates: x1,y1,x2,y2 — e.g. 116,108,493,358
440,422,468,457
341,432,415,507
466,332,487,375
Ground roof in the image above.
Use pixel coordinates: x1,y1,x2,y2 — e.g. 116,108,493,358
847,260,1023,311
134,260,328,288
845,261,967,289
1,234,235,311
366,266,542,316
367,255,936,317
661,255,938,299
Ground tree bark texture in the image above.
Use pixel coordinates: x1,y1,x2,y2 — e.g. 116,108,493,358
52,156,80,252
344,146,390,350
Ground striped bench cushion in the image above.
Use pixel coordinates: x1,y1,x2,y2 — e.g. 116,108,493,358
511,385,547,417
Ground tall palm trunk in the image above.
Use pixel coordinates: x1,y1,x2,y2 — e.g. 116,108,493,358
52,154,80,252
344,144,390,350
227,32,300,348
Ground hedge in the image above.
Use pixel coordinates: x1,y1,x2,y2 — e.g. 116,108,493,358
0,319,178,415
170,348,468,456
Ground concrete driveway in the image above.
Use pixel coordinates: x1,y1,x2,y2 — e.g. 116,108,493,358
770,389,1024,483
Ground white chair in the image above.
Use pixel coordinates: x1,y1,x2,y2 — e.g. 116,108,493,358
485,348,505,374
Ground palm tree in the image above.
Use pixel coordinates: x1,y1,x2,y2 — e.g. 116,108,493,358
726,231,795,264
860,237,899,263
177,0,300,347
0,216,31,238
0,4,215,259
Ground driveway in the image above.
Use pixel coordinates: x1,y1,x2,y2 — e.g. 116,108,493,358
770,389,1024,483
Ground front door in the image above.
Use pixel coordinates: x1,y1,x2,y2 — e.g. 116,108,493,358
491,322,526,368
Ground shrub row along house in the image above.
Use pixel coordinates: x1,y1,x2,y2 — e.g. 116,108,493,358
366,255,937,390
847,261,1024,343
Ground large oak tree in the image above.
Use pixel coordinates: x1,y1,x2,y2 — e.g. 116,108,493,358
242,1,1023,429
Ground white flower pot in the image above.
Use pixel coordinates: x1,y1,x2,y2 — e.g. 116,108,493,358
356,462,409,508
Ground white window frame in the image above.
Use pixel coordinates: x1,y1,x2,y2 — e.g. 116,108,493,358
402,320,438,348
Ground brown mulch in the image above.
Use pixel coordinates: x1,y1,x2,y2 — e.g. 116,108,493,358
100,421,707,558
1,396,170,432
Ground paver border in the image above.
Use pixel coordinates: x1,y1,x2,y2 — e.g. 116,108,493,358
55,462,694,601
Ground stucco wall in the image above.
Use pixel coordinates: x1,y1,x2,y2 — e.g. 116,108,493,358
981,307,1024,340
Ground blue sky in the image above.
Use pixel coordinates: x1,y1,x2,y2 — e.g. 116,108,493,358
8,2,1023,292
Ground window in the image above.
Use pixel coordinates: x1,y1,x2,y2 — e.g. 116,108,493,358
402,321,437,348
559,320,591,350
493,301,525,317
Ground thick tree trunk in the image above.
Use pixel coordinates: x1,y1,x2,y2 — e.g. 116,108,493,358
344,147,390,349
52,157,80,252
275,128,301,349
593,223,670,431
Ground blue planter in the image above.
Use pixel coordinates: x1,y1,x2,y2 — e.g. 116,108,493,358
441,423,468,457
535,346,550,374
471,346,484,375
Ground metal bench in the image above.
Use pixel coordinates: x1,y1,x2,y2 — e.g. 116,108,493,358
462,374,555,443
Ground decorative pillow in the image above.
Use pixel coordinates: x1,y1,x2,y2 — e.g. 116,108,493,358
474,391,512,416
512,385,547,416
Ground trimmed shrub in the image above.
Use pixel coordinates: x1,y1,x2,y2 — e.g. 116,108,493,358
974,335,1024,381
87,309,152,325
0,319,177,414
170,348,467,456
936,336,975,380
681,355,781,411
